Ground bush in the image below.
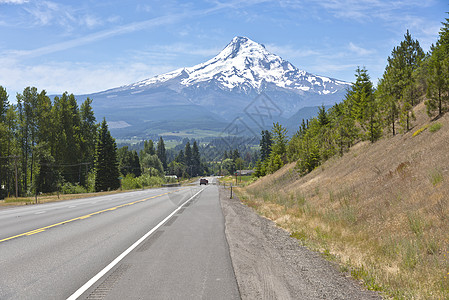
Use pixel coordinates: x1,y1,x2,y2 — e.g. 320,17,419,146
121,173,165,191
61,182,88,194
121,174,141,190
429,122,442,133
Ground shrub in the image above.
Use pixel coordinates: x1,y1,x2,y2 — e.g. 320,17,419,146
429,122,442,133
61,182,88,194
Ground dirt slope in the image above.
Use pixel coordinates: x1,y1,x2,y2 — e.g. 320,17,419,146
219,187,381,300
241,102,449,299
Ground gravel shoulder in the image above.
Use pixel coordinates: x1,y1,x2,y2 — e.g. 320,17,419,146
219,186,382,300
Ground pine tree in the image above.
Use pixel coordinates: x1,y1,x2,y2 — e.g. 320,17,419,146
34,143,59,194
94,119,120,192
379,30,424,133
317,105,329,126
184,142,192,176
426,15,449,116
426,46,448,116
52,92,82,183
344,67,380,142
141,140,155,157
271,122,288,162
259,130,272,162
156,137,167,170
0,86,8,122
79,98,97,169
192,141,201,176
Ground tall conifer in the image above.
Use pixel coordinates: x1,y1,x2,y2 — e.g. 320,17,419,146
94,119,120,192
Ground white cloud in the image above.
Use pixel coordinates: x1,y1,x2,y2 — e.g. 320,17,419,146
265,43,320,60
348,42,374,56
0,59,177,97
0,0,28,4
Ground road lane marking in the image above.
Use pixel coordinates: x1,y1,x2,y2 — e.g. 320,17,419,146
34,211,46,214
0,188,187,244
66,188,205,300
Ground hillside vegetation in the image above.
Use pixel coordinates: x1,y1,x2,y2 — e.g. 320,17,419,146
240,102,449,299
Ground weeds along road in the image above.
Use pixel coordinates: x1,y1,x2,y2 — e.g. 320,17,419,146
0,179,239,299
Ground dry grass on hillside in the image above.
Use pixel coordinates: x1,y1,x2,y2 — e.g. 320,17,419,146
240,102,449,299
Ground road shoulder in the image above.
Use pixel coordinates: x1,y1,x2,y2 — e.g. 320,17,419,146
219,186,382,300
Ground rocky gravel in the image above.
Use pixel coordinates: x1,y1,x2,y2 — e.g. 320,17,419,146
219,187,382,300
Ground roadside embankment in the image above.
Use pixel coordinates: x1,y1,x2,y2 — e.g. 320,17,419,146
237,103,449,299
219,186,381,299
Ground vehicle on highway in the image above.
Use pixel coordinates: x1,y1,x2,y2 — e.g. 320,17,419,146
200,178,208,185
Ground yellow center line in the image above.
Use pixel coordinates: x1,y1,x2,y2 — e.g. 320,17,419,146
0,188,185,243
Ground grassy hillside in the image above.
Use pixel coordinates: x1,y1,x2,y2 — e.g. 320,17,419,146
239,102,449,299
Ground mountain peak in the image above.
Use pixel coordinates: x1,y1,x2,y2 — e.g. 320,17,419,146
125,36,349,95
218,36,269,60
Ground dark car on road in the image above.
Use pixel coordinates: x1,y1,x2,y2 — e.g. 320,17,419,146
200,178,208,185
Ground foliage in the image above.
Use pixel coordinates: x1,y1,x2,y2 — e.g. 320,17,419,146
117,146,141,177
260,130,272,162
156,137,167,170
429,122,442,133
425,17,449,117
94,119,120,192
378,30,424,133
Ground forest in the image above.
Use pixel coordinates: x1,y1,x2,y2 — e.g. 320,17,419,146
0,87,207,199
254,16,449,178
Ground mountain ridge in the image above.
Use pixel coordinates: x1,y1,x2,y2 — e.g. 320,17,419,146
82,36,351,139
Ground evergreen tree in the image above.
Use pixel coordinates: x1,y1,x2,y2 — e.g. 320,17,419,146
118,146,141,177
0,87,9,197
94,119,120,192
232,149,240,162
426,15,449,116
175,150,185,164
317,105,329,126
0,86,8,122
271,122,288,162
141,140,155,156
156,137,167,170
184,142,192,176
34,143,59,194
52,92,82,183
192,141,201,176
259,130,272,162
79,97,97,170
344,67,380,142
379,30,424,133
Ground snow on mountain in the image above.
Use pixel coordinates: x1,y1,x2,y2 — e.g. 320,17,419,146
123,36,349,95
87,36,351,139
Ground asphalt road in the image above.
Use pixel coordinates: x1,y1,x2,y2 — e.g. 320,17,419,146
0,179,239,299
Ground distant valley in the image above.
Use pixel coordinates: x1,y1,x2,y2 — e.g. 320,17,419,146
79,37,350,142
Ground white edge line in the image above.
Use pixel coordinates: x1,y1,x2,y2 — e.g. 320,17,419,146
66,187,205,300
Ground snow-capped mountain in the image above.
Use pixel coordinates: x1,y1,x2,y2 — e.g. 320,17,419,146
118,36,347,95
85,36,350,138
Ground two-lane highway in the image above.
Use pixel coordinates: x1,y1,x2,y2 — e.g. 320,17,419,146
0,180,239,299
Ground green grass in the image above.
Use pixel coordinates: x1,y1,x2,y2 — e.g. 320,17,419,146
429,122,442,133
430,169,443,186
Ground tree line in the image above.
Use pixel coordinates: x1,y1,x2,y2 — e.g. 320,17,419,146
255,15,449,177
0,86,206,198
0,88,102,198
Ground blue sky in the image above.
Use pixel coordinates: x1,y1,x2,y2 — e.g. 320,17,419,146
0,0,447,98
